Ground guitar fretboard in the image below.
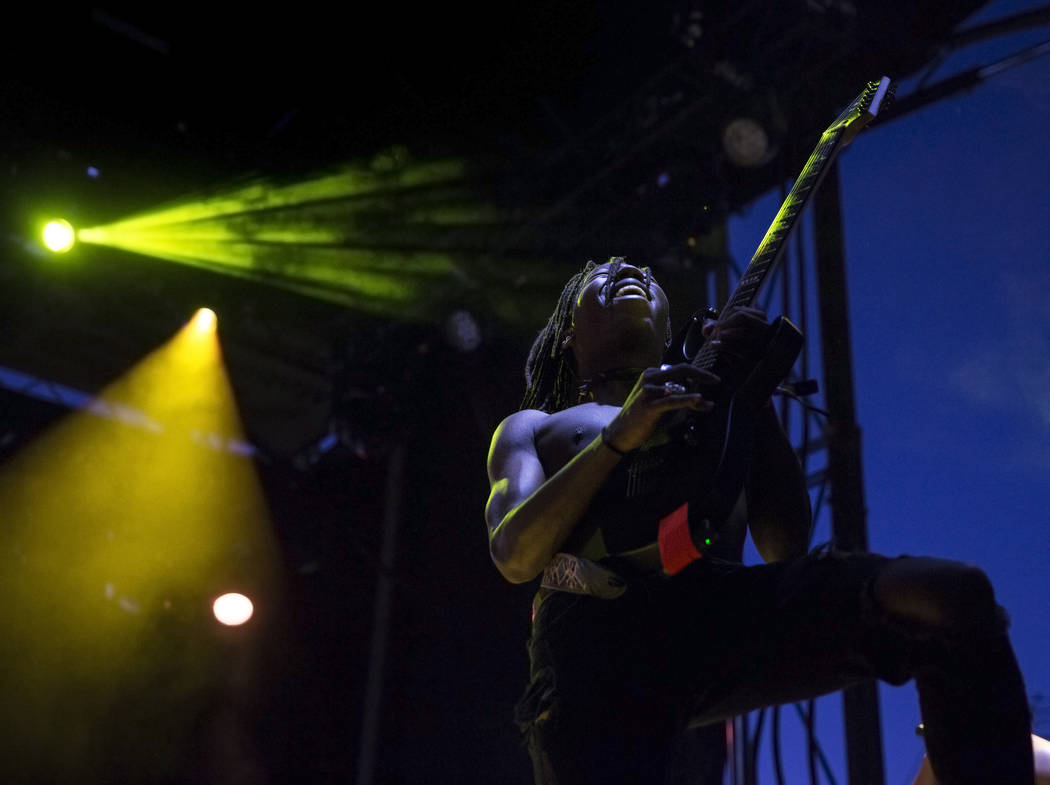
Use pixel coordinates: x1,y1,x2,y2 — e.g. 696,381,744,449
691,127,845,373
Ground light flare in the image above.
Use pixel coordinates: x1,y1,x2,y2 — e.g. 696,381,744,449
42,219,76,253
193,307,217,333
213,592,254,626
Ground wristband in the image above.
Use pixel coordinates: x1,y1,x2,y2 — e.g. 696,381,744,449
658,502,703,574
600,426,628,456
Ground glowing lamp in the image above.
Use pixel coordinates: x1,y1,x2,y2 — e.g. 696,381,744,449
192,308,217,333
43,219,76,253
213,592,254,626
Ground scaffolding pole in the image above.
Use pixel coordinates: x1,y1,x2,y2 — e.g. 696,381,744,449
356,443,405,785
813,162,886,785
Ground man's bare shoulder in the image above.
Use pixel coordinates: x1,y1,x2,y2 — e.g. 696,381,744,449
487,409,549,467
493,403,613,441
492,408,550,443
506,403,619,477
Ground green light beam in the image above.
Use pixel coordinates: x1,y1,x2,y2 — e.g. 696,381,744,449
75,152,565,323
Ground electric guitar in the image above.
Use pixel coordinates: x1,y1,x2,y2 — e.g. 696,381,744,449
605,76,896,574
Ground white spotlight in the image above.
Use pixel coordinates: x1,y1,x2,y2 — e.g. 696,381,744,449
212,592,254,626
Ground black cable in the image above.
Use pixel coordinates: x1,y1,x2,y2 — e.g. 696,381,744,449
793,702,841,785
771,704,786,785
806,699,819,785
949,6,1050,51
731,716,741,785
875,38,1050,128
749,707,767,782
775,388,829,419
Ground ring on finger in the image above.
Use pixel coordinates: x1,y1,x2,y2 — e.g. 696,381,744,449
663,382,688,395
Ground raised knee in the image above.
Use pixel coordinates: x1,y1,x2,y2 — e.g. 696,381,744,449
952,563,994,599
942,564,997,624
875,558,1000,630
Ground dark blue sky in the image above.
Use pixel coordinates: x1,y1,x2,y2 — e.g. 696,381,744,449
729,1,1050,781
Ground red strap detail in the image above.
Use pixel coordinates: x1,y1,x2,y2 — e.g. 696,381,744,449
658,502,702,575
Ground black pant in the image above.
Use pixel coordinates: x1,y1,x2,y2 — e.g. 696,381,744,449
515,548,1032,785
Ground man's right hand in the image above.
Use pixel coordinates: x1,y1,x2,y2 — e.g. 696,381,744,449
602,364,720,453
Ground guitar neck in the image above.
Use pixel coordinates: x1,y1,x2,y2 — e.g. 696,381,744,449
729,128,846,310
691,127,846,373
684,76,893,374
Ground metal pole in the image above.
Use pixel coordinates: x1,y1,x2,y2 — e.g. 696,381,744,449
356,443,406,785
813,162,886,785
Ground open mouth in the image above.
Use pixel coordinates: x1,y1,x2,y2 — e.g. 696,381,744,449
611,278,650,299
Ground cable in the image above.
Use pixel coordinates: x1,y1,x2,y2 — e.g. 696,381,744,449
730,715,740,785
771,704,786,785
749,707,767,782
806,699,819,785
794,702,841,785
775,388,829,419
949,7,1050,52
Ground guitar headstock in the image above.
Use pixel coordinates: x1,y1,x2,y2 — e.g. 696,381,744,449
832,76,895,146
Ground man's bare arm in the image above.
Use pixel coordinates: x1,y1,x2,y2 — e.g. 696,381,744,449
485,410,624,584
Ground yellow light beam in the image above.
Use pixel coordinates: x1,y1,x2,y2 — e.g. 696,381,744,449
87,156,471,230
0,313,283,782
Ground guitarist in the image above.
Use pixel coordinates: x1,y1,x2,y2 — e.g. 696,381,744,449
485,257,1033,785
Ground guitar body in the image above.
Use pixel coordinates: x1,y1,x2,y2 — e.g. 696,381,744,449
628,317,803,541
570,316,803,567
589,77,894,569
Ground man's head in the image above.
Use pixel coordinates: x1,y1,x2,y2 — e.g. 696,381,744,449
521,257,671,413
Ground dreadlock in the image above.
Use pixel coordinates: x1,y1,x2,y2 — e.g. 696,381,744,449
521,260,598,413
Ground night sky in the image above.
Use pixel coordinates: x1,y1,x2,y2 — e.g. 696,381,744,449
729,0,1050,780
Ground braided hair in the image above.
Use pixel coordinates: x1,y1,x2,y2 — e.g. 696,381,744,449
521,261,597,413
521,257,668,413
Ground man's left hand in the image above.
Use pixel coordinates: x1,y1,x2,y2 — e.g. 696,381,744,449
701,306,769,362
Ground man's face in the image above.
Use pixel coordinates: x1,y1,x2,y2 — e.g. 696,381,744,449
568,260,669,367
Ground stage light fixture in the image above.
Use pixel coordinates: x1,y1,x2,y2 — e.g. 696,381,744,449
42,219,76,253
722,117,771,167
193,307,217,333
213,592,254,626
